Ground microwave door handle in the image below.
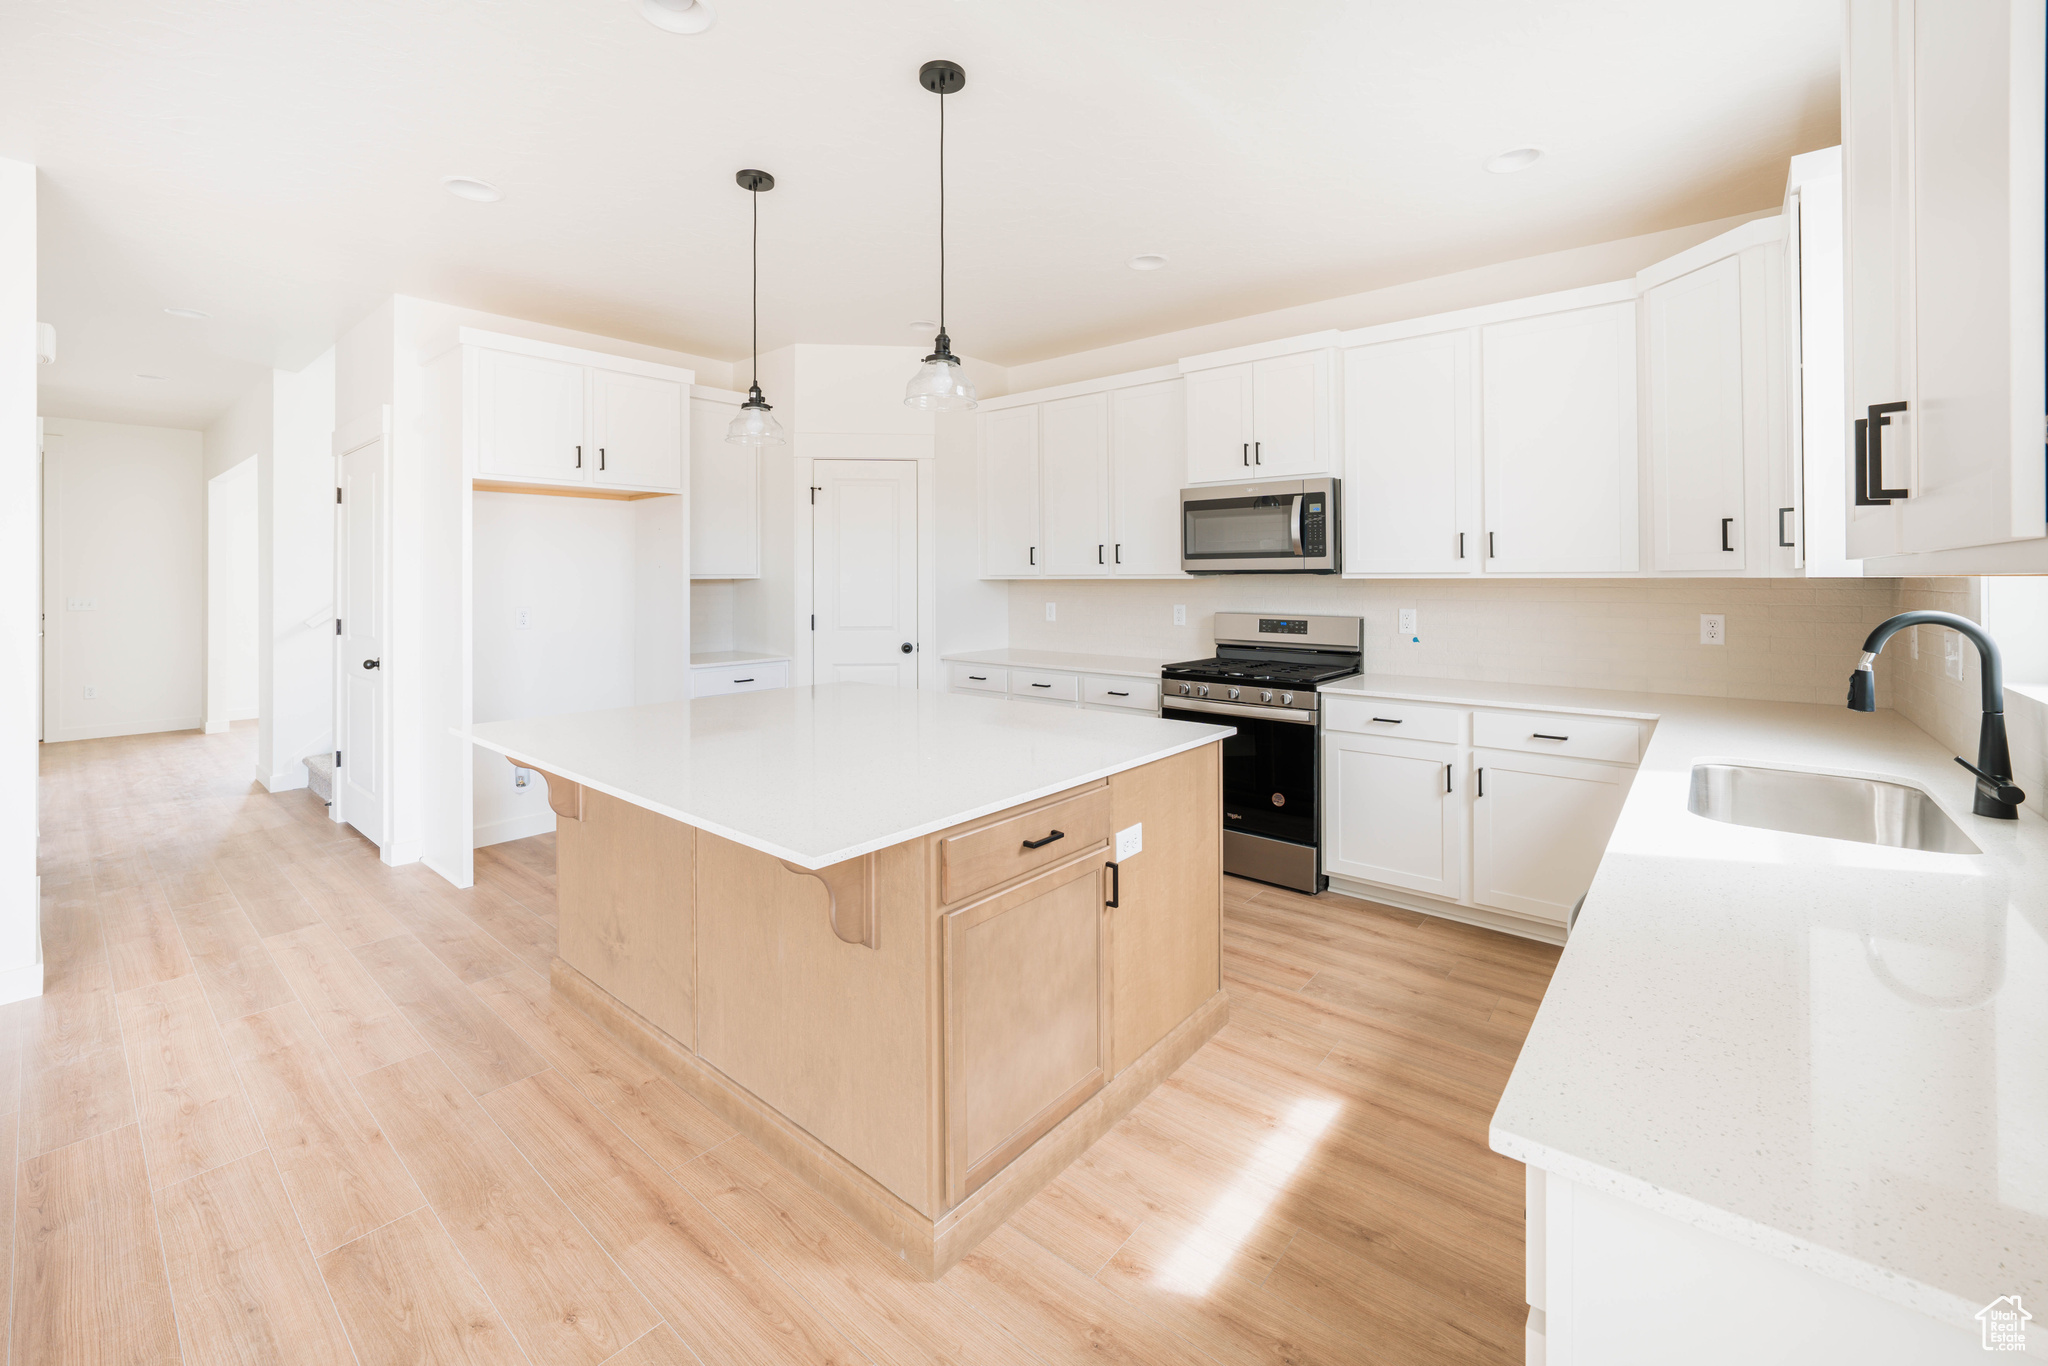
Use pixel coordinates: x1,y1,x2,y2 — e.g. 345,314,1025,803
1289,494,1304,555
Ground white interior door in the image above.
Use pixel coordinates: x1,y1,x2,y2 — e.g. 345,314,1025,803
1109,379,1185,575
335,432,389,846
812,459,918,687
1344,331,1474,574
1039,393,1111,576
591,370,684,490
1644,255,1747,571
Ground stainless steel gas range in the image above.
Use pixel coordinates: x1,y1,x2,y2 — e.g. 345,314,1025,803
1160,613,1362,894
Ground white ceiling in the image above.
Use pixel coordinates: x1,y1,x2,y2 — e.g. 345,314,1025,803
4,0,1840,430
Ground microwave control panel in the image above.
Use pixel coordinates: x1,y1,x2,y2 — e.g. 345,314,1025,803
1302,497,1327,557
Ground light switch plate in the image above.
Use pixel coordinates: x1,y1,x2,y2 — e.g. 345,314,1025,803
1173,605,1186,627
1045,602,1056,622
1700,614,1725,645
1115,823,1143,861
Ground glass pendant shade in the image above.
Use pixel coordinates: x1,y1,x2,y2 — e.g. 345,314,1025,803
904,349,977,412
725,385,785,446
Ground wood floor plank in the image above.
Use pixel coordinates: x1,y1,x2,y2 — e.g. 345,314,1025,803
11,1124,182,1366
215,852,325,937
481,1069,865,1366
353,934,544,1094
116,971,267,1187
19,1036,136,1160
223,1001,424,1254
264,923,431,1077
319,1207,527,1366
472,971,733,1170
473,843,558,924
372,868,524,983
0,1111,16,1333
170,893,298,1021
98,879,195,994
1262,1226,1523,1364
154,1151,357,1366
280,854,411,948
603,1324,698,1366
425,876,556,976
355,1053,659,1366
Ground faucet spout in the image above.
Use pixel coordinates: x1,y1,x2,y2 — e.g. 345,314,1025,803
1847,611,2023,819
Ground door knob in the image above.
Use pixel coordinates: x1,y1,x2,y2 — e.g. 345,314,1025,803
362,659,381,670
899,642,914,654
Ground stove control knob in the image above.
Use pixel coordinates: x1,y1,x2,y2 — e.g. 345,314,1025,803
1260,689,1274,704
1176,682,1192,696
1227,687,1240,701
1280,692,1295,707
1196,684,1210,698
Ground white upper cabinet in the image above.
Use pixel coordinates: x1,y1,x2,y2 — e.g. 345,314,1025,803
1642,255,1749,572
475,349,586,481
1843,0,2046,564
1039,393,1113,575
1109,380,1185,575
1183,364,1256,483
592,369,684,490
1182,345,1339,483
1481,302,1639,574
689,392,758,579
1343,330,1474,574
981,404,1043,577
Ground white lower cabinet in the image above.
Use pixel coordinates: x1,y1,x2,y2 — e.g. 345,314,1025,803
1323,732,1461,900
688,660,788,698
946,660,1160,715
1471,748,1631,924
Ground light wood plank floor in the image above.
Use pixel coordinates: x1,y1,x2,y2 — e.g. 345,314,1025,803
16,725,1559,1366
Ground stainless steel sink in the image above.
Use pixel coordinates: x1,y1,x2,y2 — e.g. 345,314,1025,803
1686,763,1981,854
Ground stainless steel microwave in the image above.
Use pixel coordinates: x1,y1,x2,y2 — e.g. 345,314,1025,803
1180,477,1339,574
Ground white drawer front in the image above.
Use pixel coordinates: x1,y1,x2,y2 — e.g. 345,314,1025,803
949,664,1009,694
1323,696,1466,744
1009,669,1080,703
692,661,788,698
1472,709,1640,764
1084,676,1159,712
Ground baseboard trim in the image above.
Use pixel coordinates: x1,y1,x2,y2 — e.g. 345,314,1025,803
203,719,229,735
380,839,423,867
1324,875,1568,946
44,716,206,743
551,957,1228,1279
262,767,310,793
473,810,557,849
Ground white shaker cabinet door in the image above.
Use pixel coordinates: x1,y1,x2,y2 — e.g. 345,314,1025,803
1480,302,1638,574
1110,379,1185,575
1344,331,1474,574
474,349,587,482
1470,749,1630,925
1644,255,1747,571
981,405,1043,576
1184,363,1256,483
1323,732,1462,900
591,369,684,490
1039,393,1113,576
689,396,758,578
1248,350,1332,477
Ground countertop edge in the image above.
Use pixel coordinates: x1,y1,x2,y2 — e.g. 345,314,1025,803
940,648,1171,681
1320,678,1665,721
464,726,1232,870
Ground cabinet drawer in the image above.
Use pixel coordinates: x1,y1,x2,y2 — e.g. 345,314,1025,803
1323,696,1465,744
1084,676,1158,712
941,785,1112,905
949,664,1009,694
1472,710,1640,764
1010,669,1080,703
691,661,788,698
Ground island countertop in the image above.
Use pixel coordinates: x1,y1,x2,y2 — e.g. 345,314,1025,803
466,682,1232,869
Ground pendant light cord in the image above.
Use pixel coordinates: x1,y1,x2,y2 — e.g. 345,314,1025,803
938,87,946,336
751,185,759,390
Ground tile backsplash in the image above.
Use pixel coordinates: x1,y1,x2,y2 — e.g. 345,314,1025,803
1005,577,1910,706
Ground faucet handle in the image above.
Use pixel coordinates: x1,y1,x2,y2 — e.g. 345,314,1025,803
1954,756,2026,807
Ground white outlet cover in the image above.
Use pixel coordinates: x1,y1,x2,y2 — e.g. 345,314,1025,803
82,685,95,699
1700,614,1726,645
1945,631,1966,680
1045,602,1056,622
1115,823,1143,861
514,606,532,629
1173,605,1186,626
1399,608,1418,641
67,597,95,611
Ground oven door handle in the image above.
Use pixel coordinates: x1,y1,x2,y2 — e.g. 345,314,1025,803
1165,697,1316,725
1289,494,1305,556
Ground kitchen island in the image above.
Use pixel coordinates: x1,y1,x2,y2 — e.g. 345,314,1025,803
467,683,1231,1277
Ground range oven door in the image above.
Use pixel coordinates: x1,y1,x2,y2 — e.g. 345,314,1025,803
1164,700,1321,891
1179,477,1338,573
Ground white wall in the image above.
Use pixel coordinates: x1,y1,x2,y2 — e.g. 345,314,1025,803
204,458,257,731
41,417,204,741
0,156,39,1003
263,349,337,791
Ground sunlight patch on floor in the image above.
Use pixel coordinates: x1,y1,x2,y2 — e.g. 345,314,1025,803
1152,1095,1342,1295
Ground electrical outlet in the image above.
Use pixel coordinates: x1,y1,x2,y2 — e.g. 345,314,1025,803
1944,630,1966,681
1045,602,1056,622
1173,605,1186,627
512,767,534,789
1115,823,1143,860
513,606,532,630
82,685,96,700
1399,608,1419,642
1700,614,1726,646
67,597,95,611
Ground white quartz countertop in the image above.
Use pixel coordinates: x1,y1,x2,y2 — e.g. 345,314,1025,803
1350,675,2048,1332
465,683,1231,869
940,647,1172,681
688,650,790,668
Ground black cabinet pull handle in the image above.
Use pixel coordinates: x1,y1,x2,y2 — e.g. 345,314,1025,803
1029,546,1035,565
1477,768,1485,797
1031,682,1052,688
1533,732,1569,741
1254,441,1261,465
1445,764,1453,794
1098,544,1104,564
732,677,754,683
1777,507,1795,547
1853,417,1886,505
1105,860,1120,907
1488,532,1496,558
1115,543,1122,564
1371,717,1402,724
1108,690,1129,697
1022,829,1065,850
1242,443,1249,467
575,444,582,468
967,675,987,681
599,447,606,471
1720,517,1734,552
1866,402,1909,501
1458,532,1465,559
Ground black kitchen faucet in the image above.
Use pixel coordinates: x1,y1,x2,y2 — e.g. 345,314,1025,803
1847,611,2026,819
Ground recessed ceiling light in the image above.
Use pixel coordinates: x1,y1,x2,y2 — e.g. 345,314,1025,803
908,319,938,334
441,176,503,203
163,306,209,319
640,0,715,33
136,373,168,381
1484,147,1544,174
1128,254,1169,271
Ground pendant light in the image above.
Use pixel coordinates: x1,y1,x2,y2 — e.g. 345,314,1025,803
727,168,786,446
904,60,977,411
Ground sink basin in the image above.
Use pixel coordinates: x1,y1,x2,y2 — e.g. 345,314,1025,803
1686,763,1981,854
